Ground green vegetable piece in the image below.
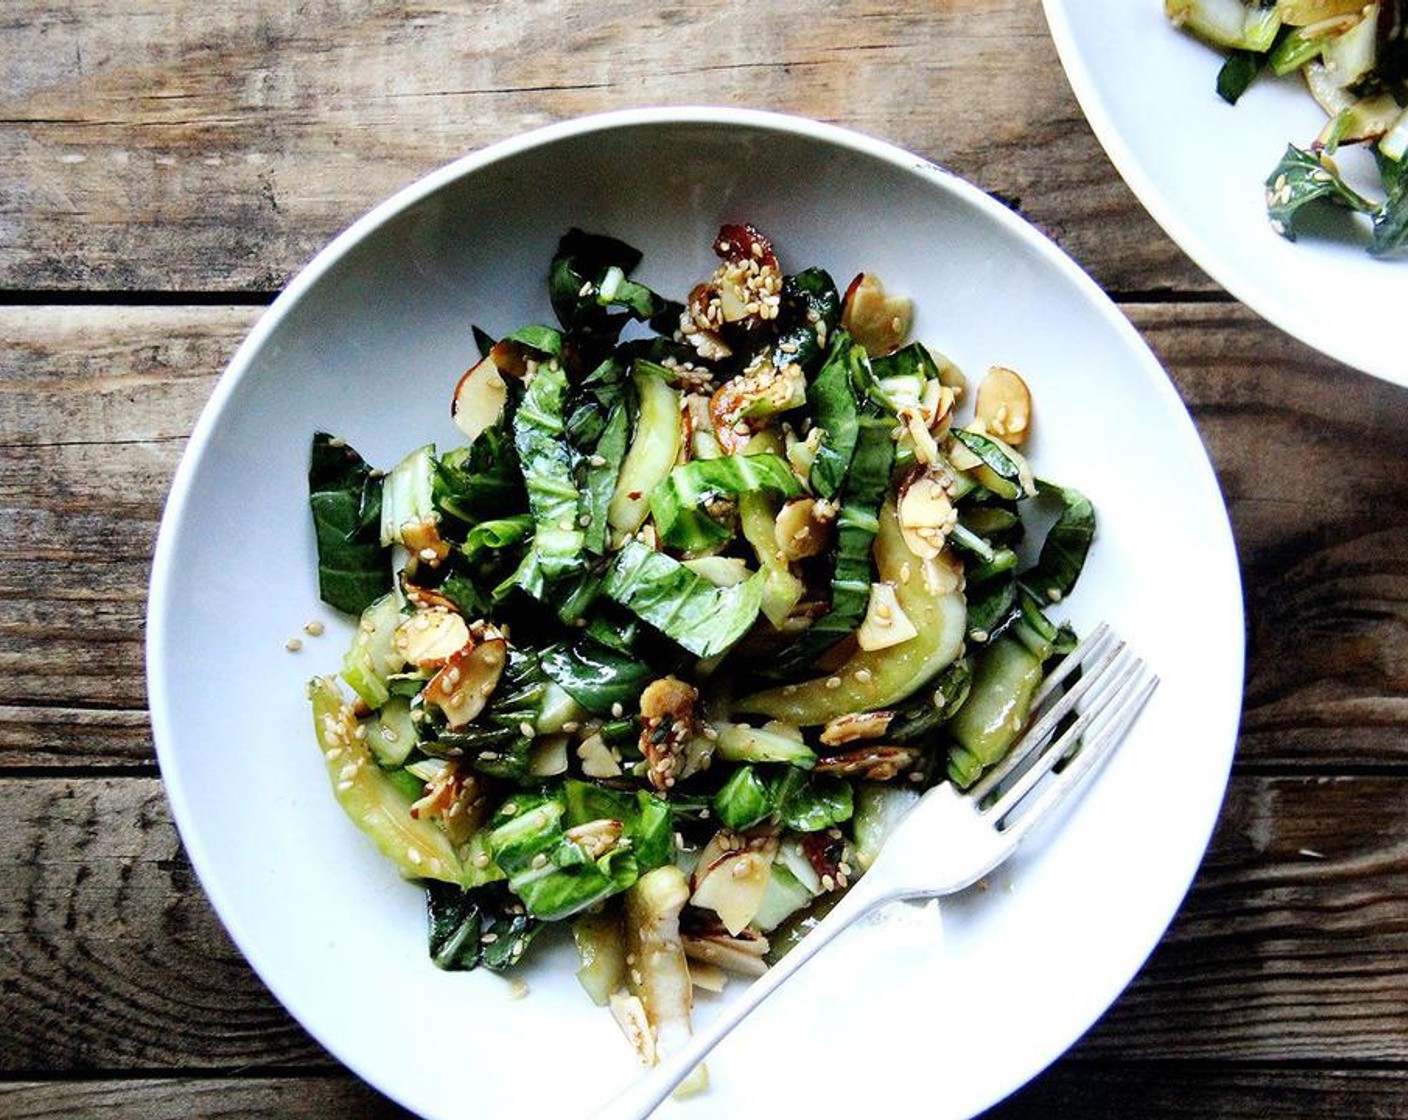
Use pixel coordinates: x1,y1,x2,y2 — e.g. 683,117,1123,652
888,658,973,742
1165,0,1281,52
715,722,818,768
308,432,390,615
365,695,416,768
771,268,841,372
581,400,629,555
951,428,1029,501
379,443,437,547
946,634,1045,789
766,411,896,678
608,365,682,546
513,361,584,582
852,782,921,872
434,428,524,526
1265,144,1378,243
714,766,775,830
805,335,861,500
601,539,766,659
340,592,404,708
738,501,967,725
541,638,653,717
427,881,538,971
486,790,639,921
739,489,806,629
309,676,465,885
572,907,626,1005
1025,481,1096,602
771,770,853,832
1216,48,1266,104
1371,148,1408,257
651,453,804,551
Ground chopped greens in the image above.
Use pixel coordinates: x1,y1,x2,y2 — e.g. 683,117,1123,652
305,223,1097,1077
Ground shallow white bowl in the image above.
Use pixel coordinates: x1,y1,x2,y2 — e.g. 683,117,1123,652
1044,0,1408,386
147,107,1243,1119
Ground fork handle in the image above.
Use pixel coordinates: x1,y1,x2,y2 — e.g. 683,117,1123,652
586,877,902,1120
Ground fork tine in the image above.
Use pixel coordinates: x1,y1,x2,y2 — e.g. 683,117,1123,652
967,626,1122,803
980,648,1143,821
996,666,1158,843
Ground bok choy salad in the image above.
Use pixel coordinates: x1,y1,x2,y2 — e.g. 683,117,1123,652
1166,0,1408,254
305,224,1095,1085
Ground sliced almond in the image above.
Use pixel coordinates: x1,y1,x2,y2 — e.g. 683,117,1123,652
689,832,778,936
565,817,624,860
577,732,623,779
423,636,506,726
394,607,471,670
856,582,919,652
609,993,657,1066
451,356,508,442
841,272,913,357
820,710,894,746
897,471,957,559
974,365,1032,447
815,744,921,781
774,497,831,561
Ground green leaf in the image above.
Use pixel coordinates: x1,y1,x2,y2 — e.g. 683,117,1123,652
1371,150,1408,257
1216,48,1266,104
650,453,804,551
772,771,853,832
433,427,523,525
1265,144,1378,242
581,401,629,556
429,646,548,781
308,432,391,615
771,268,841,373
805,335,861,500
767,411,895,677
512,361,585,584
600,539,766,659
1025,481,1096,602
540,638,654,716
714,766,775,830
486,789,640,921
427,881,538,971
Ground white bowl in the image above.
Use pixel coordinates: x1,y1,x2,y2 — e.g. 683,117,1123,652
147,107,1243,1119
1044,0,1408,386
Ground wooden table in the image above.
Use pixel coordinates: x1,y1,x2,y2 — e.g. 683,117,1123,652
4,2,1406,1116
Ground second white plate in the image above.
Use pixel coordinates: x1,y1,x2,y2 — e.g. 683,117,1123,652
1045,0,1408,386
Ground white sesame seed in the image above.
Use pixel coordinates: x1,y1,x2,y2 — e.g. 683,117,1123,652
285,637,303,652
611,702,625,718
518,721,536,739
304,620,325,637
406,847,423,866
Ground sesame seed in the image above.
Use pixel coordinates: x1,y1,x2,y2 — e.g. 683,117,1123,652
336,779,353,792
531,853,548,870
821,874,836,891
562,721,581,733
473,853,492,869
589,454,607,467
578,280,593,297
825,676,842,690
508,979,530,999
611,702,625,718
406,847,423,866
855,668,873,683
501,802,518,816
481,931,499,943
285,637,303,652
518,721,536,739
304,620,325,637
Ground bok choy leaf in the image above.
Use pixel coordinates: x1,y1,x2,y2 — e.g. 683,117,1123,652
512,361,585,583
650,453,805,551
308,432,390,615
601,539,765,658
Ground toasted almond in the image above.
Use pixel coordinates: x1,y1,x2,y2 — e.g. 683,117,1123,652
974,365,1032,447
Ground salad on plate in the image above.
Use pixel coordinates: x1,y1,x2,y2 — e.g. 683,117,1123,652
305,223,1095,1087
1165,0,1408,254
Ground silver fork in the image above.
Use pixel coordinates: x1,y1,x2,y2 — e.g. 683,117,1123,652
588,623,1157,1120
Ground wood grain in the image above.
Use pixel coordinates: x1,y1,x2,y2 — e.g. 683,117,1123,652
2,773,1404,1073
0,0,1198,296
3,1066,1406,1120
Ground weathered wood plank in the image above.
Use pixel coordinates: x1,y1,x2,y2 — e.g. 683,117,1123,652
3,1066,1406,1120
0,1077,411,1119
2,773,1405,1072
1132,305,1408,772
0,0,1197,296
991,1065,1408,1119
